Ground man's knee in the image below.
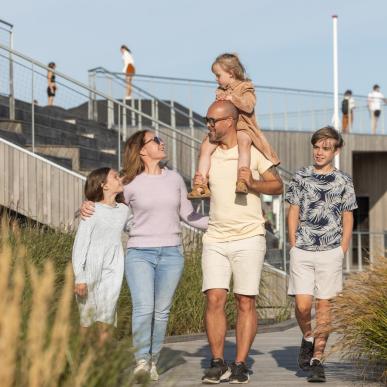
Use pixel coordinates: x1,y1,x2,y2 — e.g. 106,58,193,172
235,294,256,313
295,301,312,316
206,289,227,311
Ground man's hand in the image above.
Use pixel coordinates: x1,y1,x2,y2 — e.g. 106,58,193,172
74,283,88,298
80,201,95,220
238,167,254,188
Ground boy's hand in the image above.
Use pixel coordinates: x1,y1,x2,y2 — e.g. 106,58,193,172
74,283,88,297
80,201,95,220
341,243,349,254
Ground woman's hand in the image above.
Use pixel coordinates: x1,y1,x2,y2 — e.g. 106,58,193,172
74,283,88,297
80,201,95,220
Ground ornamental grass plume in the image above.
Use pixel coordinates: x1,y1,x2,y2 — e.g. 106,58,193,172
331,256,387,383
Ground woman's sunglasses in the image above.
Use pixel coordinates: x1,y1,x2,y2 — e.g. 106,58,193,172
143,136,163,146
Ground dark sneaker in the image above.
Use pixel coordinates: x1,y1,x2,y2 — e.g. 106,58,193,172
229,362,250,384
298,337,314,370
201,358,231,384
307,359,326,383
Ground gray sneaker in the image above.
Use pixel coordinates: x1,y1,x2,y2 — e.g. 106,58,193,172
201,358,231,384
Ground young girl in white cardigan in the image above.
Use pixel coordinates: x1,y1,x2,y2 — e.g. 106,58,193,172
72,167,129,345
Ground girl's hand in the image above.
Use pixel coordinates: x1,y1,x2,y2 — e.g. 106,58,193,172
75,283,88,297
216,89,226,100
80,201,95,220
224,95,233,101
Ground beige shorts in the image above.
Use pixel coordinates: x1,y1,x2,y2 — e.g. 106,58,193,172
288,246,344,299
202,235,266,296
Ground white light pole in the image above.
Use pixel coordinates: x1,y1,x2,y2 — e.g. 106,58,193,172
332,15,340,169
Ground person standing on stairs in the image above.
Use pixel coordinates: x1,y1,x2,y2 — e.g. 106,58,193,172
47,62,57,106
188,53,280,199
120,45,135,100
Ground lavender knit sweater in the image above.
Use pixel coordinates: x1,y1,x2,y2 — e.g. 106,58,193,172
123,168,208,248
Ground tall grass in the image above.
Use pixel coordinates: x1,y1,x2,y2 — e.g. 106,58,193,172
331,257,387,382
0,218,139,387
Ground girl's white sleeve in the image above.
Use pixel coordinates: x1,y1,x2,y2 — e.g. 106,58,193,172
72,217,95,284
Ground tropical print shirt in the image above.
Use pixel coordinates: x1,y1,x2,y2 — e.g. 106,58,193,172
285,166,358,251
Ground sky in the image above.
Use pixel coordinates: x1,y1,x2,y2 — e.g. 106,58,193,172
2,0,386,97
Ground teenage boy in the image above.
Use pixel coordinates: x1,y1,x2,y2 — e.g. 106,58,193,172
285,126,357,383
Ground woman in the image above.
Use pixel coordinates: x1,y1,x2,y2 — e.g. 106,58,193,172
120,45,135,99
47,62,57,106
81,130,208,381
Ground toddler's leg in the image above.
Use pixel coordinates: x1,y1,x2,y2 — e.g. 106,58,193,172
237,131,252,169
188,136,217,199
236,131,252,194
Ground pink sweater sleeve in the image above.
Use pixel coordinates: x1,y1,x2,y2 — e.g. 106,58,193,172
178,175,208,230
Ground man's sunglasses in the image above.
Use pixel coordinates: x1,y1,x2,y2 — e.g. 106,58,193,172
205,116,233,127
143,136,163,146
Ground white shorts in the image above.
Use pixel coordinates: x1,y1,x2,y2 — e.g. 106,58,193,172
201,235,266,296
288,246,344,300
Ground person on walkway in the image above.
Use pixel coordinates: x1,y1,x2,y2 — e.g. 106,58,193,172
81,130,208,382
368,84,386,134
121,45,135,99
341,90,355,133
286,126,357,383
72,167,129,346
47,62,57,106
188,53,280,199
196,100,283,384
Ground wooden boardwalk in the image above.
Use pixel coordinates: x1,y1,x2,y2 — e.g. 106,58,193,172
156,324,381,387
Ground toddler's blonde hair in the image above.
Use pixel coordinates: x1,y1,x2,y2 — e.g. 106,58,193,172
212,53,248,81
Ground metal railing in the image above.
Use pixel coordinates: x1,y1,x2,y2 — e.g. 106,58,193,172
90,70,387,135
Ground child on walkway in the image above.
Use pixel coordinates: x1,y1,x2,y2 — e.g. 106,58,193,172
188,53,280,199
72,167,130,345
286,126,357,383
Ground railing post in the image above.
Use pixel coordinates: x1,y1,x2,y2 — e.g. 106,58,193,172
107,77,114,129
117,102,121,169
122,103,127,141
88,71,96,121
130,98,135,127
171,100,177,170
155,100,159,135
357,232,362,272
31,64,35,153
151,99,155,128
138,98,143,130
189,108,195,179
9,28,15,121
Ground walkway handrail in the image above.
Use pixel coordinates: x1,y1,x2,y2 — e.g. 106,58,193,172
90,66,207,129
0,44,204,147
90,69,369,99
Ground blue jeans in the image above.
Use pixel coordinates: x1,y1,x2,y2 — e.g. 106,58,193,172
125,246,184,362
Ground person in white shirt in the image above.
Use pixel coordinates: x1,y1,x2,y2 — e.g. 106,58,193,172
368,84,386,134
341,89,356,133
120,45,135,99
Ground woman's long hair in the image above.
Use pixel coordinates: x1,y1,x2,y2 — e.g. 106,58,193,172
121,130,148,184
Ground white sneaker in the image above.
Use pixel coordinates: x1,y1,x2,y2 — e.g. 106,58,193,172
133,359,150,381
150,361,159,381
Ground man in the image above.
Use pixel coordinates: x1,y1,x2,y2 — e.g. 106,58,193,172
368,84,386,134
197,100,283,384
286,126,357,383
341,89,355,134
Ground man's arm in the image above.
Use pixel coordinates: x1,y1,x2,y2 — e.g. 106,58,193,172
288,204,300,247
238,166,283,195
341,211,354,253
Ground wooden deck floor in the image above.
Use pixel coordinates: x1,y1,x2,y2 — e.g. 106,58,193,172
155,325,381,386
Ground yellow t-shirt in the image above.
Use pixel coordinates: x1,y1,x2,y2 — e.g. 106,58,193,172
203,145,273,243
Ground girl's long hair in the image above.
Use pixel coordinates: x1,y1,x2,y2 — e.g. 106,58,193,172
212,53,249,81
84,167,125,203
121,130,148,184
